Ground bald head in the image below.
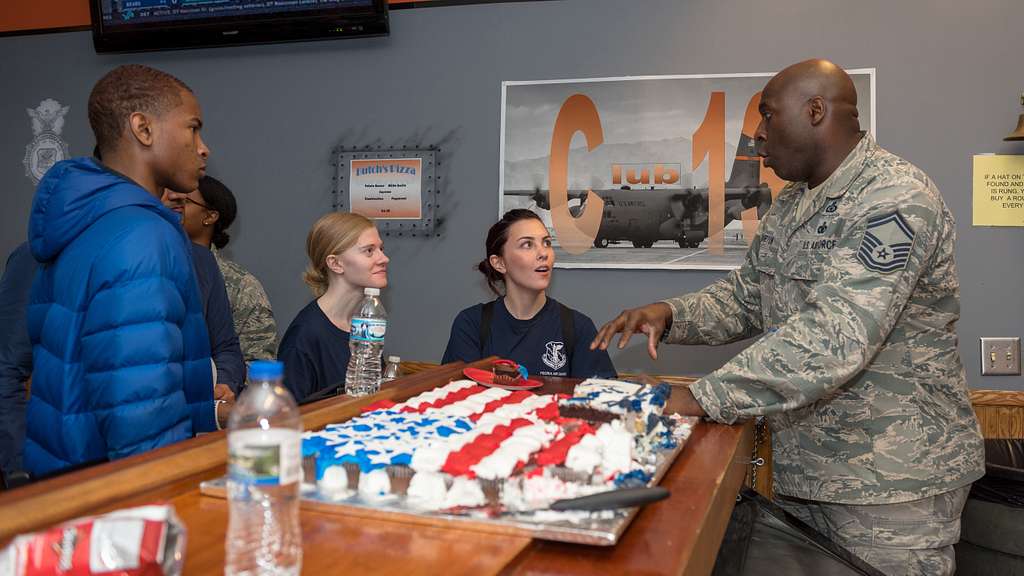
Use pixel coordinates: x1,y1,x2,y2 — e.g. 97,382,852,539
755,59,864,187
767,59,859,131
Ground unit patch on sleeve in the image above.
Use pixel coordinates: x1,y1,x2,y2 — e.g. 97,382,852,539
857,211,915,273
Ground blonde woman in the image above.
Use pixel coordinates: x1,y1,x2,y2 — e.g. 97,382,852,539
278,213,389,403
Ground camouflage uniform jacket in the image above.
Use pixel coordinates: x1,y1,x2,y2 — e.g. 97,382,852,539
663,134,984,504
212,248,278,362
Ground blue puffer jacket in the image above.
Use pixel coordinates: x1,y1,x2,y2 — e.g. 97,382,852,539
25,158,215,477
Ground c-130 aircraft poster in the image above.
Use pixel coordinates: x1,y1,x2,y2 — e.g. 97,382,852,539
500,70,875,270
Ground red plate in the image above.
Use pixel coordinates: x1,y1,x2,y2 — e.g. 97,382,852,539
463,367,543,390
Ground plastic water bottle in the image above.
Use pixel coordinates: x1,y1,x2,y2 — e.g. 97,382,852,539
225,360,302,576
346,287,387,396
382,355,401,382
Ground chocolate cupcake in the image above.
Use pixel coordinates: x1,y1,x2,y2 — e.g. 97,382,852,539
386,464,414,495
492,360,522,385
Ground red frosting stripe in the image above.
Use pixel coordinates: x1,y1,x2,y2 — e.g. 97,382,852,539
399,384,487,413
361,399,397,413
532,398,560,422
468,389,533,422
534,422,596,467
440,417,534,478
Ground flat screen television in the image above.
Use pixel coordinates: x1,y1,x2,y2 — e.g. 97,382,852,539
90,0,389,53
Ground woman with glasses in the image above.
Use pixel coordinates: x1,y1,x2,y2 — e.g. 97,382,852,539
160,181,243,407
442,209,615,379
277,212,389,403
165,176,278,364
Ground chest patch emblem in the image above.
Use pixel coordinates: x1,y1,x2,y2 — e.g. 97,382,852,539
857,211,915,273
542,341,567,371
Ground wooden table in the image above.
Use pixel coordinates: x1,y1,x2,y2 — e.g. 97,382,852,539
0,362,752,575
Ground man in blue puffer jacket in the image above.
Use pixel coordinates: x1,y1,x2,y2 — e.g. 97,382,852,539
25,64,216,478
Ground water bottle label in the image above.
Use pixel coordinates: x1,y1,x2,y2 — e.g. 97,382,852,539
228,429,302,486
351,318,386,343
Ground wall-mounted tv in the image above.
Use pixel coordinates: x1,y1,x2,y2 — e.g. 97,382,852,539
90,0,389,53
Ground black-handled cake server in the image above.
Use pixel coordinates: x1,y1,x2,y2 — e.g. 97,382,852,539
548,486,670,511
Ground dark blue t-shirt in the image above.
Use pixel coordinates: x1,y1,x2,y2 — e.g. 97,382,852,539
191,243,244,392
442,297,616,379
0,242,35,480
278,300,351,404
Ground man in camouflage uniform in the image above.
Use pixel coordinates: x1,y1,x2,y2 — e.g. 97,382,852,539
592,59,984,575
213,248,278,362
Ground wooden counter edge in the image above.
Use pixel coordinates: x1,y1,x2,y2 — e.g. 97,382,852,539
970,389,1024,407
0,360,478,541
681,420,754,576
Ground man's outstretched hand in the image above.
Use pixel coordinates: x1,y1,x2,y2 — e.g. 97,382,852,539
590,302,673,360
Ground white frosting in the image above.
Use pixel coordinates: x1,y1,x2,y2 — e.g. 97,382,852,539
357,468,392,500
318,465,350,497
576,378,642,395
409,442,449,473
517,421,562,445
443,477,486,508
596,420,634,476
565,433,603,474
406,472,449,510
498,477,528,510
469,454,518,481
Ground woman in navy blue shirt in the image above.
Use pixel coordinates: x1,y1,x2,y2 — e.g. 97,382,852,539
442,209,615,379
278,213,389,403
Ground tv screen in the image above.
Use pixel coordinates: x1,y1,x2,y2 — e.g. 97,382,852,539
90,0,389,53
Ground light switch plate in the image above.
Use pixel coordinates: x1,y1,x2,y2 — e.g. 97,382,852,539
980,337,1021,375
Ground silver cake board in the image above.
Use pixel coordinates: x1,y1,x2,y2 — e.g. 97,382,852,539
200,420,695,547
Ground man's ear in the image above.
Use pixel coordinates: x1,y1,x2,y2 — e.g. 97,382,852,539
325,254,344,275
128,111,155,147
808,96,826,126
489,254,507,275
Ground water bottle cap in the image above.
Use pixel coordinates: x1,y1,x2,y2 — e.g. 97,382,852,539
364,287,380,296
387,355,401,363
249,360,284,380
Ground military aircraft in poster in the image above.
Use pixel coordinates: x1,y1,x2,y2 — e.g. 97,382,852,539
504,134,774,248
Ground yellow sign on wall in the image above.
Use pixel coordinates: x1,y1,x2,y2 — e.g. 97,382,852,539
974,155,1024,226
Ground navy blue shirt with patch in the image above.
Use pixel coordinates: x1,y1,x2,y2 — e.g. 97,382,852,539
442,297,616,379
278,300,351,404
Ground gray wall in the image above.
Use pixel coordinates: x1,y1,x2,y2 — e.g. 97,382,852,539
3,0,1023,389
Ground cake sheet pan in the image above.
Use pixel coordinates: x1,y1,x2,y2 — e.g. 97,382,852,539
200,418,696,547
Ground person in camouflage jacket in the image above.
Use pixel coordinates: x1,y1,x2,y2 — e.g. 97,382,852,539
592,59,983,575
